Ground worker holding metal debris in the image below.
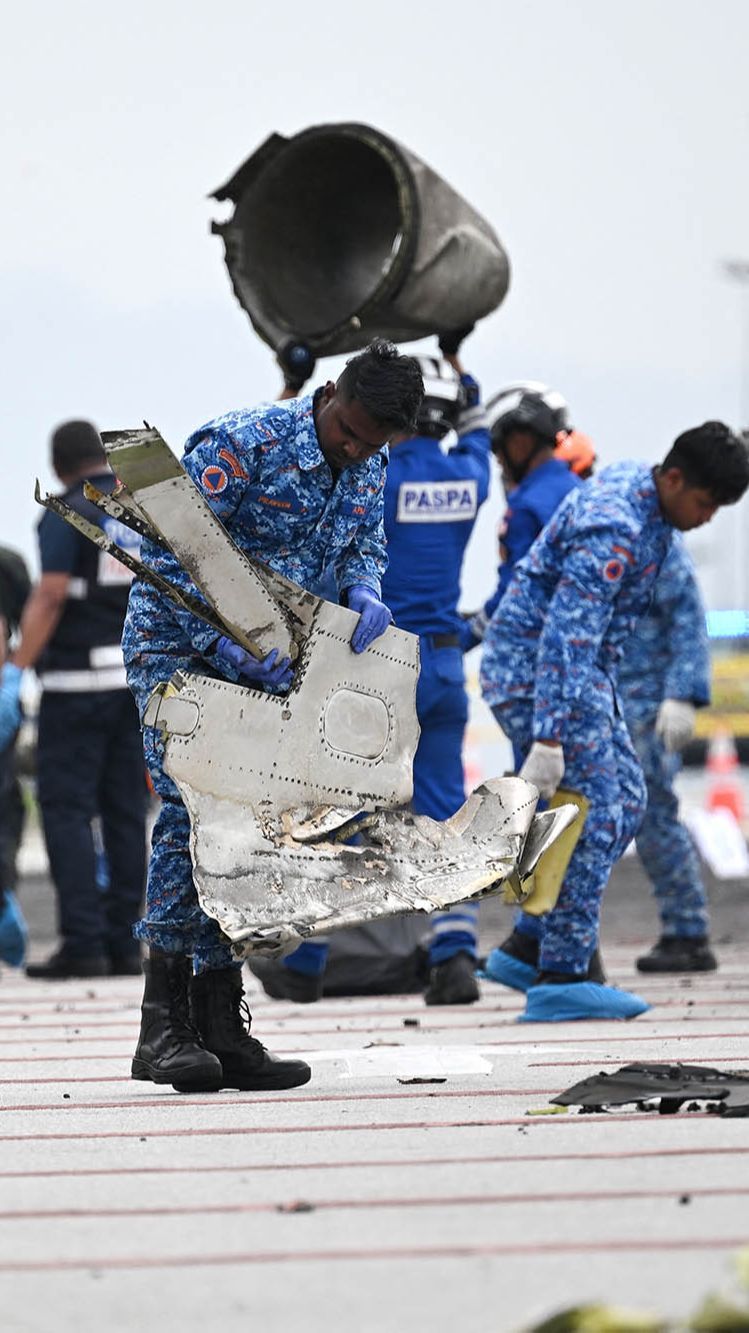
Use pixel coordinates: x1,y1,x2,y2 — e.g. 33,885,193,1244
123,339,424,1093
480,422,749,1022
618,537,716,974
253,330,494,1006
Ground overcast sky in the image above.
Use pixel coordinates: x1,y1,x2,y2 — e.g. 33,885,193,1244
2,0,748,609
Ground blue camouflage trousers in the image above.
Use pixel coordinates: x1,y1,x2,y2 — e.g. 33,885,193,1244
492,698,647,974
127,657,240,973
625,711,709,938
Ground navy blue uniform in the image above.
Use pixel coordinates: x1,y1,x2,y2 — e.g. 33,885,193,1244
36,473,147,964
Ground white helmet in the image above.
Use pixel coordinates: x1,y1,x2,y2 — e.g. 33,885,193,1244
413,355,464,439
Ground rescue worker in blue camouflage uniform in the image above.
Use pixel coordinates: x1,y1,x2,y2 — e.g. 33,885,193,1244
252,329,493,1006
123,340,424,1093
480,422,749,1022
618,536,717,973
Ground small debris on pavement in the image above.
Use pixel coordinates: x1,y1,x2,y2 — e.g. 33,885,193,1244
397,1077,446,1085
551,1063,749,1117
276,1200,316,1214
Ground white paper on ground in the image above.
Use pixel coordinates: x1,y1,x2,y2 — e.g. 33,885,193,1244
684,807,749,879
282,1043,592,1078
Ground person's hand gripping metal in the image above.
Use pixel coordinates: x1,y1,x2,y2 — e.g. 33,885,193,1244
214,637,293,693
345,584,393,654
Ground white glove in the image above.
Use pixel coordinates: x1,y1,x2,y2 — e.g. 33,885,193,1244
519,742,565,799
655,698,696,753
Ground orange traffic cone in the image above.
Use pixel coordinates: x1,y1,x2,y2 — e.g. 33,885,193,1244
705,729,745,822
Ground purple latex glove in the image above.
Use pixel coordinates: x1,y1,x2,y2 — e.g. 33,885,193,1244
346,585,393,654
214,637,293,692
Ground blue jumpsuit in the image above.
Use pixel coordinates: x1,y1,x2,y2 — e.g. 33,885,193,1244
618,537,711,938
380,405,491,963
122,394,388,973
482,458,581,625
480,462,673,975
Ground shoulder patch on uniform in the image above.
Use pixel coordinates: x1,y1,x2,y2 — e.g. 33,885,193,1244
201,465,229,494
217,448,249,480
397,479,478,523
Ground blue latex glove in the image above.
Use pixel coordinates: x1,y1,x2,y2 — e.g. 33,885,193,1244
346,585,393,654
214,637,293,692
0,664,23,752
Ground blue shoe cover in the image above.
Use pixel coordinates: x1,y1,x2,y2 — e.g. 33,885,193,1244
518,981,650,1023
0,891,28,968
483,947,536,993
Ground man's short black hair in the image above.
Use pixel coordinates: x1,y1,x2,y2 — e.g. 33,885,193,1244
51,419,106,475
661,421,749,505
337,339,424,433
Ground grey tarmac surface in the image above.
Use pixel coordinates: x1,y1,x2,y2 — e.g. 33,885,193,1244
1,840,747,1333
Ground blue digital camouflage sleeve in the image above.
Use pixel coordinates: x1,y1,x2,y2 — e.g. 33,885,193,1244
533,518,640,741
333,480,388,598
657,541,711,707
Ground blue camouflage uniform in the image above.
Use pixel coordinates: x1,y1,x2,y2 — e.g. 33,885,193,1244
123,394,388,973
618,536,711,938
480,461,674,975
380,405,491,963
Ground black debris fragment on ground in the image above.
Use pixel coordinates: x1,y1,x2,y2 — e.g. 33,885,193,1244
550,1062,749,1117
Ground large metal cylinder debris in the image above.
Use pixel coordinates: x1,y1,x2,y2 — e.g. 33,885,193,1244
211,122,510,356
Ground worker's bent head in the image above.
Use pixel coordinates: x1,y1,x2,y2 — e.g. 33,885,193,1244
315,339,424,470
656,421,749,531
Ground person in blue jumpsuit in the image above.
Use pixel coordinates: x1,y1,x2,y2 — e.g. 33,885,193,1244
123,340,424,1092
253,331,493,1005
618,536,717,972
461,385,580,652
380,338,492,1004
480,422,749,1022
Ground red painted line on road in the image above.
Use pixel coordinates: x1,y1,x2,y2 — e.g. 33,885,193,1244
0,1110,721,1143
3,1183,749,1223
1,1143,747,1180
0,1009,747,1036
0,1087,562,1107
0,1236,745,1273
2,1022,749,1047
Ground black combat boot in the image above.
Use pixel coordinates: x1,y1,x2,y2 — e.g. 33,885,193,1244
636,936,718,974
424,950,480,1005
190,966,312,1091
131,949,224,1093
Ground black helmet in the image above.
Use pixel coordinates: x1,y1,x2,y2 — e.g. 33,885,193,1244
413,355,464,439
